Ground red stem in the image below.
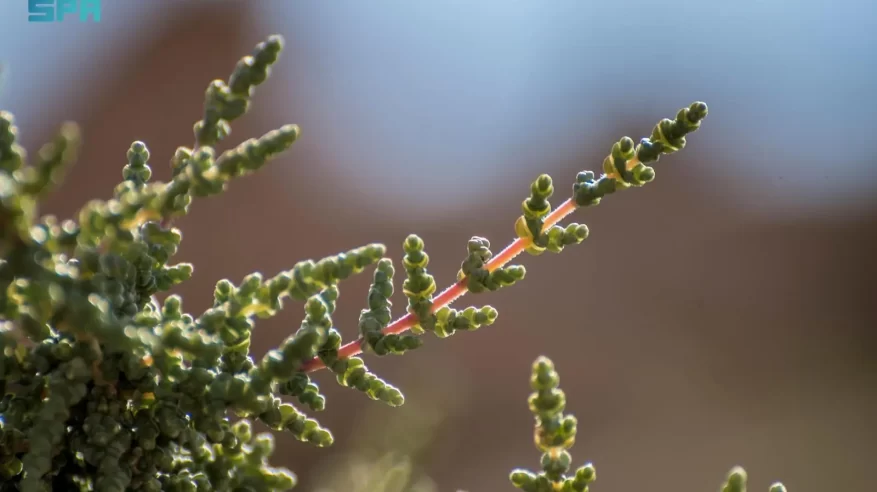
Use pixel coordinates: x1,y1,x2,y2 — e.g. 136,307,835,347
299,198,579,373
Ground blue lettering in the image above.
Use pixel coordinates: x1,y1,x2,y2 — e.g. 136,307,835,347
27,0,103,23
56,0,77,22
79,0,101,22
27,0,54,22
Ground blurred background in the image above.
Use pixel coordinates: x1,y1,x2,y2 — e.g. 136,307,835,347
1,1,875,491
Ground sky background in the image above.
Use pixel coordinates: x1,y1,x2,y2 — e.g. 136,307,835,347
1,0,875,221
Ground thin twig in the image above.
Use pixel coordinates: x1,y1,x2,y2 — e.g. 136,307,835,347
299,198,579,373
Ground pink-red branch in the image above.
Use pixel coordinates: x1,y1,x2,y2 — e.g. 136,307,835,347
299,198,579,373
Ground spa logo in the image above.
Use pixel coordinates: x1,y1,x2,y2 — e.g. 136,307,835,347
28,0,101,23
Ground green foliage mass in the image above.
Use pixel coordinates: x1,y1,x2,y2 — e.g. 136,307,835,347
0,34,783,492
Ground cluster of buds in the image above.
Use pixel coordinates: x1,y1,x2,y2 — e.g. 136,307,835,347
0,32,764,492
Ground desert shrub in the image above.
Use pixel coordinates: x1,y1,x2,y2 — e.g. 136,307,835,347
0,34,784,492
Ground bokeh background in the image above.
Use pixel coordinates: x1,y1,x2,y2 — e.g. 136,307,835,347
1,1,875,490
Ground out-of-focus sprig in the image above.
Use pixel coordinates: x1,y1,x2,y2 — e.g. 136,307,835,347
509,358,789,492
720,467,788,492
510,357,594,492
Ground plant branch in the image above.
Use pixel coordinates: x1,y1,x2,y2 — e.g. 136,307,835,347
301,151,650,373
299,194,582,373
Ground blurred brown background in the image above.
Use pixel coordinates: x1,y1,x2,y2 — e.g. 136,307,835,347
2,1,875,491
